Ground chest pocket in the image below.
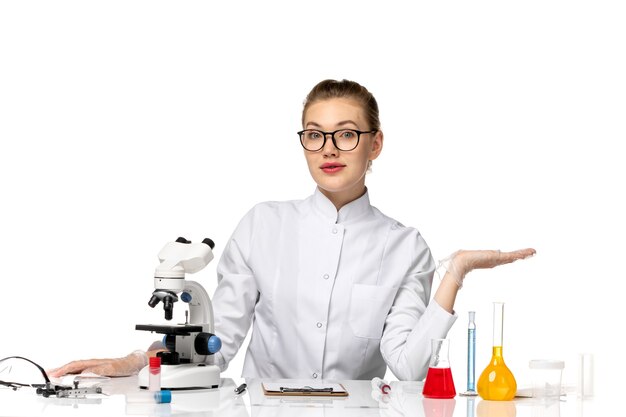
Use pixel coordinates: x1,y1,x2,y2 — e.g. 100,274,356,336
349,283,397,339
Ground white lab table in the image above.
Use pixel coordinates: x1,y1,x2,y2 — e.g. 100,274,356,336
0,376,613,417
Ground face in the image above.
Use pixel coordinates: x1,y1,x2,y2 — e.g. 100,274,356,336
302,98,383,207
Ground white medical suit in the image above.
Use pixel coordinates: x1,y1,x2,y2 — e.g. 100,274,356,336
212,188,457,381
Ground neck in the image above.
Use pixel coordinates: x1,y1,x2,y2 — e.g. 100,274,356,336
319,185,366,211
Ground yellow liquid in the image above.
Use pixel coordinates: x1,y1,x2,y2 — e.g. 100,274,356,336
477,346,517,401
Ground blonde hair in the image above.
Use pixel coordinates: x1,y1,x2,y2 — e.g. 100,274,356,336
302,79,381,131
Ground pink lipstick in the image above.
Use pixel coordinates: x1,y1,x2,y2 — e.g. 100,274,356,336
320,162,346,174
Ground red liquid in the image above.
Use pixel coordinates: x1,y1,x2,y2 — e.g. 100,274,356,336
422,367,456,399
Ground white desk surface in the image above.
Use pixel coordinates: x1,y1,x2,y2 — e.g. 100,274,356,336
0,376,613,417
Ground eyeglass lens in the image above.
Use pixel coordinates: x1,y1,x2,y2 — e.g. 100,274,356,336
300,130,360,151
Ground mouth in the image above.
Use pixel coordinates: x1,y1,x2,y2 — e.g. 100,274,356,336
320,163,346,173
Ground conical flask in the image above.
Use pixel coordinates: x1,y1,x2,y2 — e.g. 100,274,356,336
477,302,517,400
423,338,456,399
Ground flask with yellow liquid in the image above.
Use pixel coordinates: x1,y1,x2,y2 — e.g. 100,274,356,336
477,302,517,400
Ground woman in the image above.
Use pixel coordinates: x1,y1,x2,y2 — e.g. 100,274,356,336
49,79,534,380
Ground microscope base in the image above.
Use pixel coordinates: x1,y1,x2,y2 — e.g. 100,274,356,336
138,363,220,390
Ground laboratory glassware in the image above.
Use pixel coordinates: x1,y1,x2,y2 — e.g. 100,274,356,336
477,302,517,400
423,338,457,399
371,377,391,394
461,311,478,396
126,390,172,404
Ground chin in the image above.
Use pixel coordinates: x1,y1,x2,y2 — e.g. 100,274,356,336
318,181,362,196
315,178,348,193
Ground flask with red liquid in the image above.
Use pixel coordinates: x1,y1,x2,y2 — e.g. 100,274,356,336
423,338,457,399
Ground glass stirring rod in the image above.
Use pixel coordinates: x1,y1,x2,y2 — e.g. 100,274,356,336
461,311,478,396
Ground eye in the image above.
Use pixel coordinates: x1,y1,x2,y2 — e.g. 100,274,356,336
306,130,323,140
338,130,356,139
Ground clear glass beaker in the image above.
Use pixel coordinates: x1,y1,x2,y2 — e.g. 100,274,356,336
423,338,457,399
477,302,517,400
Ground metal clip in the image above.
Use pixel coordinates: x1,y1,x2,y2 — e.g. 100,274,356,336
280,386,334,393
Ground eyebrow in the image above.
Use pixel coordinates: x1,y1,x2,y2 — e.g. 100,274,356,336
305,120,359,129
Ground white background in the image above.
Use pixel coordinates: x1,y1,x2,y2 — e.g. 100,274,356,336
1,0,624,401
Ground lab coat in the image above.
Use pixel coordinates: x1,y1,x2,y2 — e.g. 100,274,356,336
212,188,456,381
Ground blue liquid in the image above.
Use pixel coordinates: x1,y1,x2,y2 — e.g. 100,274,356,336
467,328,476,391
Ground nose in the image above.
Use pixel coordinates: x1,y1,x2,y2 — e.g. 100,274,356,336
321,133,339,157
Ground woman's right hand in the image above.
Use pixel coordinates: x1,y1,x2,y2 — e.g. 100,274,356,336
47,350,148,378
451,248,536,279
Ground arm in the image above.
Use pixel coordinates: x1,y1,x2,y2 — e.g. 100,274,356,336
211,234,258,372
380,233,454,381
381,245,536,381
209,204,265,372
380,264,455,381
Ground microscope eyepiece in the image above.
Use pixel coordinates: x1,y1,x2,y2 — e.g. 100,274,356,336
163,296,175,321
202,238,215,249
148,295,160,308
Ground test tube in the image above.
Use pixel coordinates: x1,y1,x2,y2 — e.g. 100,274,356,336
371,377,391,394
467,311,476,391
126,390,172,404
461,311,478,396
149,356,161,391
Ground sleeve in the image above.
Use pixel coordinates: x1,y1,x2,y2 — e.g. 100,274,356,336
211,207,259,372
379,231,457,381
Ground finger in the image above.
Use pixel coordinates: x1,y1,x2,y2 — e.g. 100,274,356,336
47,359,111,377
46,368,64,378
505,248,536,260
83,364,114,377
497,248,536,265
47,362,88,377
85,362,133,377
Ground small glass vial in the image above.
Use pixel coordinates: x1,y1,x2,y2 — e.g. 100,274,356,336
149,356,161,391
126,390,171,404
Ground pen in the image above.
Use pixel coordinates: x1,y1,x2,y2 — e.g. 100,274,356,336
234,383,247,395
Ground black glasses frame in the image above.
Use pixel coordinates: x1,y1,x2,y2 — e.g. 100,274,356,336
297,129,377,151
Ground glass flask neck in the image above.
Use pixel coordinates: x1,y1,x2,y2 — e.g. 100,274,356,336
492,302,504,347
429,338,451,368
491,346,505,363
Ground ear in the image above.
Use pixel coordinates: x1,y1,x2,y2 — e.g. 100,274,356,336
368,130,384,161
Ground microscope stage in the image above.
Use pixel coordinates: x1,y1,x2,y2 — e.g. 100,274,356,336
135,324,204,335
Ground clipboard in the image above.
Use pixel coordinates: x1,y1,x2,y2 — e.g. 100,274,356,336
262,382,349,397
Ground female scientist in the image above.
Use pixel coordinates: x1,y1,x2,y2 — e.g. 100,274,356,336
49,79,534,381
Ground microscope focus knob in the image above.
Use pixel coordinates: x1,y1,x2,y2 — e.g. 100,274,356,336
195,332,222,355
207,335,222,353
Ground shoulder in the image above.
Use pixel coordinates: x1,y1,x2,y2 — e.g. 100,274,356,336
370,206,431,250
236,197,307,228
247,197,305,217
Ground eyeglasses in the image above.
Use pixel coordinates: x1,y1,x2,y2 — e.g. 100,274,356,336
297,129,377,152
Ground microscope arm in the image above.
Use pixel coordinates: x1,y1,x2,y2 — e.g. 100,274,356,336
183,280,214,333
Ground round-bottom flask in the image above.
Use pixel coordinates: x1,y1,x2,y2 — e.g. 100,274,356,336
477,302,517,400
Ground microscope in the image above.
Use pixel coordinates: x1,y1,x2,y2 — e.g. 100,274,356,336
136,237,222,390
